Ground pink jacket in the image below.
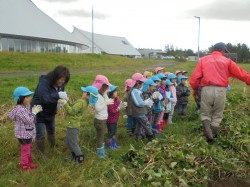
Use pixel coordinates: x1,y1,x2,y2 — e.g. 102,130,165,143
107,97,121,124
9,105,36,139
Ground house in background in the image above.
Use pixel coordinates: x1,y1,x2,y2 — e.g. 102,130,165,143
0,0,87,53
72,27,141,58
137,49,169,59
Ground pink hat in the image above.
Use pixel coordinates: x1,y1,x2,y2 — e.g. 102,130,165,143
175,70,182,75
143,71,153,78
124,79,135,91
155,67,164,74
92,75,111,90
132,73,147,82
164,72,171,76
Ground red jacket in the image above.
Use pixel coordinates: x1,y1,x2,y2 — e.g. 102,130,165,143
107,97,121,124
190,51,250,90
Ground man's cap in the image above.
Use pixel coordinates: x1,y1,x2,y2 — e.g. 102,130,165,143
213,42,230,53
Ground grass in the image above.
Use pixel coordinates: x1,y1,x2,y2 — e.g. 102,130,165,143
0,52,250,186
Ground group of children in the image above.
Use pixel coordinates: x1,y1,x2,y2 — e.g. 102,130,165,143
9,66,190,171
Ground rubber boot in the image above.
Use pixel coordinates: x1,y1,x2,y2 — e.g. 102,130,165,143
108,139,116,150
168,116,174,125
160,121,164,132
152,124,159,134
157,123,162,133
28,144,38,169
36,139,45,154
202,120,214,143
20,144,31,171
211,126,218,139
64,152,75,162
75,154,84,164
163,119,168,126
146,134,155,141
47,134,55,148
112,138,120,149
102,143,108,157
96,145,108,159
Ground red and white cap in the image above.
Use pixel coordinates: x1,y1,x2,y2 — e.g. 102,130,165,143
164,71,171,76
175,70,182,75
155,67,164,74
92,75,111,90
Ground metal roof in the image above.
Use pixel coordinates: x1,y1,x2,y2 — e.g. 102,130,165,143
72,27,141,56
0,0,83,45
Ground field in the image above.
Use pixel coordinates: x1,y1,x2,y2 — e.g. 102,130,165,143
0,52,249,187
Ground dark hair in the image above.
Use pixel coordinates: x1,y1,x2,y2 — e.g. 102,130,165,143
133,80,143,88
108,89,117,98
17,96,26,105
99,84,109,94
46,65,70,86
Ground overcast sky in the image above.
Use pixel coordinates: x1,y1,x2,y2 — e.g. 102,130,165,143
32,0,250,52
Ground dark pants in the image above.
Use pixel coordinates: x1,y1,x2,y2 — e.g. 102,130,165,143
36,117,55,140
177,104,187,116
107,123,117,139
134,116,153,136
94,118,106,148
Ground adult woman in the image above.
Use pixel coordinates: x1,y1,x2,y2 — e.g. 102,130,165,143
31,65,70,153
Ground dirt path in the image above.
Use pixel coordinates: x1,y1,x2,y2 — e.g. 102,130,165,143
0,61,178,78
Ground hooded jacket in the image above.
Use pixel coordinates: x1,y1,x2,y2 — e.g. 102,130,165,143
31,75,63,122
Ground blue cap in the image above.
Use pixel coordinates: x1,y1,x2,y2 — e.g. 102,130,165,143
157,73,167,80
89,95,98,106
13,87,33,103
177,75,188,85
151,75,161,82
109,85,117,92
213,42,229,53
167,73,177,80
81,86,98,97
142,79,157,92
164,79,174,86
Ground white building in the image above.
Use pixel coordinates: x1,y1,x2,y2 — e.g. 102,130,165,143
0,0,87,53
72,27,141,57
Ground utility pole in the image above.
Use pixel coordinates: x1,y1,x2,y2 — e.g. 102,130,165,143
194,16,200,61
92,5,94,54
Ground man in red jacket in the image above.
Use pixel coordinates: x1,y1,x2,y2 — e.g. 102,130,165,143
190,42,250,142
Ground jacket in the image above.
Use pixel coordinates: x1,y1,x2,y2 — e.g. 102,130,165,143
94,94,108,120
190,51,250,90
176,84,190,104
31,75,63,122
107,97,121,124
9,105,36,139
142,91,153,115
64,99,88,128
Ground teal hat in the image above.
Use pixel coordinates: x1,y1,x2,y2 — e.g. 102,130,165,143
157,73,167,80
142,79,157,92
13,87,33,103
165,79,174,87
81,86,98,97
177,75,188,85
109,85,117,92
151,75,161,82
167,73,177,80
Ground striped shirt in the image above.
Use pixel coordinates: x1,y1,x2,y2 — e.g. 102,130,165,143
9,105,36,139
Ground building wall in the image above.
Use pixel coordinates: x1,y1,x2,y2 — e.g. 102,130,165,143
0,36,82,53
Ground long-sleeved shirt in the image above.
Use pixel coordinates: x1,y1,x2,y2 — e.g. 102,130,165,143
94,94,108,120
9,105,36,139
190,51,250,90
64,99,88,128
169,85,177,103
131,88,147,107
107,97,121,124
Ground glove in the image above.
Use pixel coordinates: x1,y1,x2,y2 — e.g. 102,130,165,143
123,115,128,119
158,94,163,100
144,98,153,107
152,91,160,99
104,98,114,105
58,91,68,99
32,105,43,115
118,102,127,110
57,99,68,110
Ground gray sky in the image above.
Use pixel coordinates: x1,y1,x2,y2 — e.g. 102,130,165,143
33,0,250,51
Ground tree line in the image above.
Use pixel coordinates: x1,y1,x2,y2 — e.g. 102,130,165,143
165,43,250,63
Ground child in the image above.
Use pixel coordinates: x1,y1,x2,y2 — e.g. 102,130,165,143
107,85,127,150
142,79,157,137
143,71,153,78
167,73,177,124
163,80,174,124
63,86,98,164
182,70,188,76
9,87,43,171
175,70,182,78
124,79,136,136
176,76,190,117
154,67,164,74
126,73,154,141
92,75,113,159
150,75,162,134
